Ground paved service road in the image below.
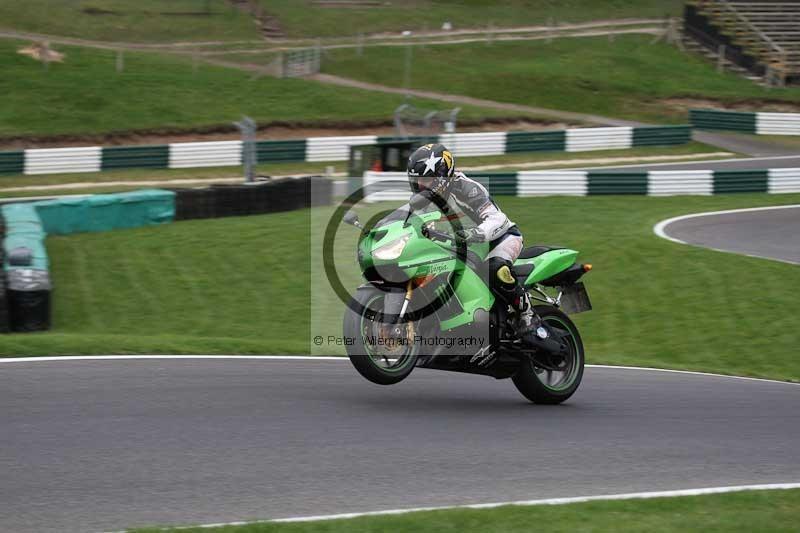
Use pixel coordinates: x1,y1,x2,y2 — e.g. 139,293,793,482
659,205,800,265
1,358,799,533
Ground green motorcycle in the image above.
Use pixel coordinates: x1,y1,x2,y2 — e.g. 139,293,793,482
341,193,592,404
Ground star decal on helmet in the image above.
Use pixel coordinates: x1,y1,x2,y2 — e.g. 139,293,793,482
423,153,442,175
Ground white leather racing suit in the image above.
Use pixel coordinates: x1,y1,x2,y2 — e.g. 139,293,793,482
443,171,523,262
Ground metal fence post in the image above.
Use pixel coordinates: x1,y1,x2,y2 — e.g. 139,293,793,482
314,38,322,73
234,116,257,183
717,44,726,73
403,41,413,97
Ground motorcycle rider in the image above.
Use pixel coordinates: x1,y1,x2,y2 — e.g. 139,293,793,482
407,143,542,345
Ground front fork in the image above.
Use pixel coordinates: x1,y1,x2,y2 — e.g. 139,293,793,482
380,280,415,339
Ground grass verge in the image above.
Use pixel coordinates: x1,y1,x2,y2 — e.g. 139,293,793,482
322,35,800,124
134,488,800,532
3,193,799,383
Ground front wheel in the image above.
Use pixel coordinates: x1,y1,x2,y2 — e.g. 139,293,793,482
343,288,419,385
512,306,584,404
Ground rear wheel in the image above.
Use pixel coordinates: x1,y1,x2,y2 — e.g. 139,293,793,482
343,288,419,385
512,306,584,404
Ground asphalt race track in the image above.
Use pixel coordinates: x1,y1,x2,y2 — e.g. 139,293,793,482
1,358,799,533
658,205,800,265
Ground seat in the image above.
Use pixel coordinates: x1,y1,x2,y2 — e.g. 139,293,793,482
518,245,563,259
514,263,535,283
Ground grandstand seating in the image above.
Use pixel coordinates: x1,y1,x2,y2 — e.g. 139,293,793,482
684,0,800,85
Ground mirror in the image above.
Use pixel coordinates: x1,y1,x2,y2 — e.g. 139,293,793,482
343,211,361,227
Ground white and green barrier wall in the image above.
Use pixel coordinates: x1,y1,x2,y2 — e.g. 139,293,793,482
362,168,800,201
0,126,691,176
691,109,800,135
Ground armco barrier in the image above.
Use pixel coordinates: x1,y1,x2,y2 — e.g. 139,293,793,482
0,125,693,176
169,141,242,169
566,127,633,152
102,145,170,170
713,170,768,194
632,126,692,147
257,139,307,163
648,170,713,196
691,109,800,136
587,171,648,195
362,168,800,201
768,168,800,194
506,131,566,153
0,151,24,175
517,171,588,196
690,109,756,133
438,132,507,157
25,147,102,175
757,113,800,136
306,135,377,162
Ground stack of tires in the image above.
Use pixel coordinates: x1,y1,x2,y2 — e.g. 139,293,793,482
7,269,51,332
172,176,332,221
1,203,52,332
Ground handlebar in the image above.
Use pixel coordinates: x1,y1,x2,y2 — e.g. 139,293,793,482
422,225,454,243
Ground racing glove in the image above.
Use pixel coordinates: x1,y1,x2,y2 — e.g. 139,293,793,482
455,227,485,243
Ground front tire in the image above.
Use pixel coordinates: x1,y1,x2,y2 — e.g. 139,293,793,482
343,288,419,385
512,306,584,404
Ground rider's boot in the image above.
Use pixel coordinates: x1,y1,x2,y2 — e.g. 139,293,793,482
491,258,566,354
513,289,545,346
515,287,569,356
490,258,543,344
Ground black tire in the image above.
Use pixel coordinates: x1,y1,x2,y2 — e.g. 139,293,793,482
512,305,584,404
343,288,418,385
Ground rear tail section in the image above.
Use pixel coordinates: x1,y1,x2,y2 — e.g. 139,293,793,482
514,247,590,287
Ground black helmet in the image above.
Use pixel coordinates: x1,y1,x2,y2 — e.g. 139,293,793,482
407,143,455,197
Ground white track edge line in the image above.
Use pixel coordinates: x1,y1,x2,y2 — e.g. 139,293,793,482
1,355,797,386
121,483,800,531
0,355,344,363
653,204,800,265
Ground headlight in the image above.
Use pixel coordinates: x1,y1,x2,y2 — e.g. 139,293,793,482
373,234,411,260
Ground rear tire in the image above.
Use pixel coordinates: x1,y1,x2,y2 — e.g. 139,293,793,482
343,288,418,385
512,306,584,404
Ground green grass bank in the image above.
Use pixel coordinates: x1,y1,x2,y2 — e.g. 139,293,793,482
258,0,682,38
0,0,260,43
0,1,682,42
0,41,518,138
322,35,800,123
